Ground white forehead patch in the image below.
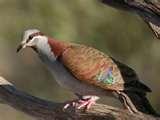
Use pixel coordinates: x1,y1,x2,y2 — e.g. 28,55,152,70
23,29,40,41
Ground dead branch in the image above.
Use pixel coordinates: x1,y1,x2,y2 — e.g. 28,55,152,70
0,76,159,120
99,0,160,39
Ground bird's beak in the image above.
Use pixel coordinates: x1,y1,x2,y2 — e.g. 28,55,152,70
16,43,26,53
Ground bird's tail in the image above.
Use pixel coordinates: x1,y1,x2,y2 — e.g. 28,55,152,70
118,91,158,116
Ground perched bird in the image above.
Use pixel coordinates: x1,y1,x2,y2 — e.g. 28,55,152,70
17,29,157,115
100,0,160,39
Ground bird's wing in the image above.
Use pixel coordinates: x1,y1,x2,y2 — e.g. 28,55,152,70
60,44,150,92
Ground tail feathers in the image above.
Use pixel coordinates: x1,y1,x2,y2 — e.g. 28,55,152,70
135,81,151,92
123,91,158,116
125,80,152,93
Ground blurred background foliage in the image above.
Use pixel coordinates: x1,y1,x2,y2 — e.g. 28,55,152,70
0,0,160,119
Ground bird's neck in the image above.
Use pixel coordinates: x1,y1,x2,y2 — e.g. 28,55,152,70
38,37,71,64
48,37,70,58
35,36,56,62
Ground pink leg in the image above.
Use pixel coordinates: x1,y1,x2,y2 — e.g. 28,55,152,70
63,95,99,110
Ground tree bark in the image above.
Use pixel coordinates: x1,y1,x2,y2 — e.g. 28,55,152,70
99,0,160,39
0,76,159,120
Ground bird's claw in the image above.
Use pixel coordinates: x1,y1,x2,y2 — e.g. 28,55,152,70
63,96,99,110
63,100,78,109
77,98,96,109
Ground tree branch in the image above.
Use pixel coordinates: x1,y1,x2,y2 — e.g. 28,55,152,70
0,76,159,120
99,0,160,39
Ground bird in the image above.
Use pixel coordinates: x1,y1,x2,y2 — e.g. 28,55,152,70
100,0,160,39
17,29,157,115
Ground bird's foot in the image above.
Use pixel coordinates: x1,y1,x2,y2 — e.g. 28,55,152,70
77,96,99,109
63,95,99,110
63,100,77,109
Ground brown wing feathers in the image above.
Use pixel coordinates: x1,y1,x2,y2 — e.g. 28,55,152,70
61,44,125,91
60,43,151,93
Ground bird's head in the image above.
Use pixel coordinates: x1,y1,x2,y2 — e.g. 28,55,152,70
17,29,57,61
17,29,47,53
17,29,69,61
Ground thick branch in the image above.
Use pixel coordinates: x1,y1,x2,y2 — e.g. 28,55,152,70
99,0,160,39
0,76,159,120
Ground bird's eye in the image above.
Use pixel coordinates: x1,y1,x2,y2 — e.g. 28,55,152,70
26,35,33,43
29,35,33,40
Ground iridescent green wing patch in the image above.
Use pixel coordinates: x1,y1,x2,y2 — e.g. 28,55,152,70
96,67,115,85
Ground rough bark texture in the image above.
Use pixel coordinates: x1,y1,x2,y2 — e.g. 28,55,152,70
99,0,160,39
0,76,159,120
